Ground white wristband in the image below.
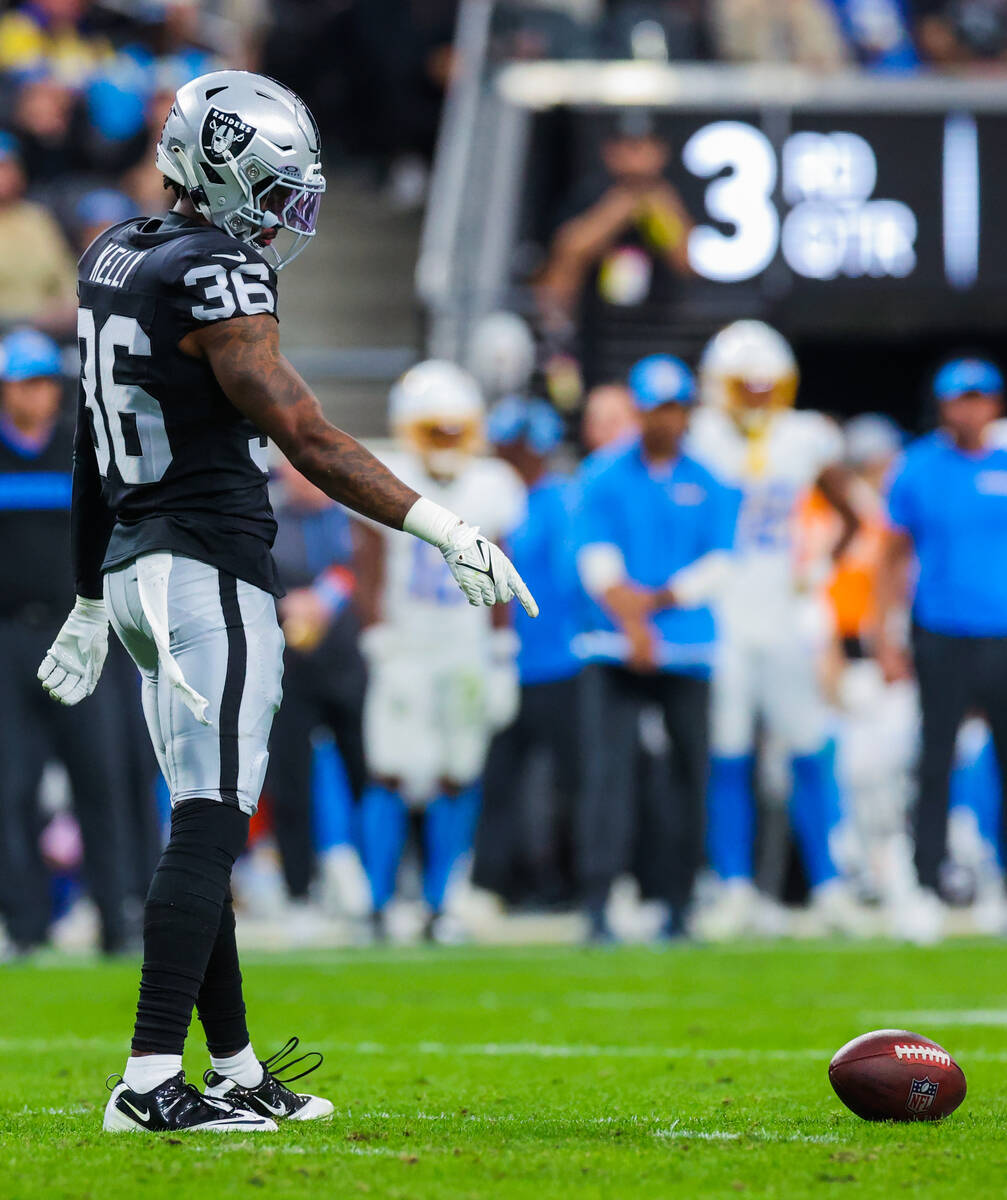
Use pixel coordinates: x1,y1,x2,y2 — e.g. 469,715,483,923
74,595,107,619
403,496,466,551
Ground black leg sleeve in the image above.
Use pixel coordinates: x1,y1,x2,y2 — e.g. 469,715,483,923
196,892,249,1056
131,799,249,1055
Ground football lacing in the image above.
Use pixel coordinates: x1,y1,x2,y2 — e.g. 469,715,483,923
893,1043,951,1065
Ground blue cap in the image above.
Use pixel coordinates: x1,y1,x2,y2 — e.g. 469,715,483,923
487,395,564,454
0,328,62,381
934,357,1004,402
628,354,696,411
76,188,137,229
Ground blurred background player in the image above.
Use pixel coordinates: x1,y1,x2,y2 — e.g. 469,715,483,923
689,320,865,938
472,397,581,911
800,414,923,932
576,354,737,943
356,360,527,939
0,327,128,954
262,455,371,928
466,310,537,407
877,357,1007,938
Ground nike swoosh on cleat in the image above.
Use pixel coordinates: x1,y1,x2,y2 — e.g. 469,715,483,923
119,1098,151,1123
259,1100,289,1117
212,252,247,263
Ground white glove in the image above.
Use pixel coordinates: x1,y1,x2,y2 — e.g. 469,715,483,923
37,596,109,706
404,497,539,617
487,627,520,730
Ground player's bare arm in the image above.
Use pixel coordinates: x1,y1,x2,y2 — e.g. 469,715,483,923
817,462,861,561
874,527,915,682
184,314,538,617
182,314,418,528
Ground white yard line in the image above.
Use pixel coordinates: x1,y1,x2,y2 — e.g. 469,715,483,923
868,1009,1007,1027
6,1034,1007,1066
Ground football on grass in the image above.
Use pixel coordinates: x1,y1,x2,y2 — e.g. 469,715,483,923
829,1029,967,1121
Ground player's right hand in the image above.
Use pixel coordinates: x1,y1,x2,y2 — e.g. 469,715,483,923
37,596,109,706
441,524,539,618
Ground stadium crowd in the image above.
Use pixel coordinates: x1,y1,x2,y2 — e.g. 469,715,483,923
2,0,1007,957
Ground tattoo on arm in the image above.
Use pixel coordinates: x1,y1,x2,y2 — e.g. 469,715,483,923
182,315,420,529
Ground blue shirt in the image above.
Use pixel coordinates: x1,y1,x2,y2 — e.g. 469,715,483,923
510,474,581,686
886,432,1007,636
576,442,738,676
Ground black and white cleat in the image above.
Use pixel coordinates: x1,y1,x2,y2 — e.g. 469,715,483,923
102,1071,277,1133
204,1036,334,1122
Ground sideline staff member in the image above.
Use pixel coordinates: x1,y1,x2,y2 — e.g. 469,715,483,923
576,354,737,941
0,328,128,953
877,357,1007,902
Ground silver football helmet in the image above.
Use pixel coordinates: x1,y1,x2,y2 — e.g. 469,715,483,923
156,70,325,270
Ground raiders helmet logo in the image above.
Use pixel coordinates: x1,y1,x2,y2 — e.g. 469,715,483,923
200,108,256,164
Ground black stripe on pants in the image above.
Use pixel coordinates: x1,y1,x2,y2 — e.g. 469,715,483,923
217,572,247,807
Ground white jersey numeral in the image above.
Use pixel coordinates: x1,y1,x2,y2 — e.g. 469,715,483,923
78,306,172,485
184,261,275,320
683,121,779,283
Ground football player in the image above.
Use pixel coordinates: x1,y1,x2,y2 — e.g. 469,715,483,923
355,360,527,939
688,320,864,937
36,71,535,1133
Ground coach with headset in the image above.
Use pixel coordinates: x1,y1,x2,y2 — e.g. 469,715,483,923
575,354,738,941
877,357,1007,915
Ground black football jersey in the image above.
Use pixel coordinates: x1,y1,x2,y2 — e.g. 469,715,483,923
72,212,282,598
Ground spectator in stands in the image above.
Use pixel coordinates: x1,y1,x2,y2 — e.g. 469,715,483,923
826,0,919,69
73,187,137,253
538,111,694,386
542,108,691,324
0,0,110,83
10,66,86,185
912,0,1007,65
0,328,128,954
119,81,182,215
0,133,76,334
575,354,737,941
877,357,1007,928
709,0,850,66
473,397,581,908
266,455,370,915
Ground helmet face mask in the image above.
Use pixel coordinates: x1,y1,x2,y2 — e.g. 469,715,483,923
157,71,326,270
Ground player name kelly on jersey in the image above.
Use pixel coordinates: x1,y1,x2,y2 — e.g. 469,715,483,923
87,243,151,290
73,212,283,599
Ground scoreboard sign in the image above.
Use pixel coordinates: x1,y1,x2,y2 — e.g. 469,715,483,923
499,64,1007,334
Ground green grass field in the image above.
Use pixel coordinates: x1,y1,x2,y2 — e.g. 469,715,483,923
3,941,1007,1199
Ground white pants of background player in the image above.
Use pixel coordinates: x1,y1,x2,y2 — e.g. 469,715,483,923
707,628,842,891
360,638,509,917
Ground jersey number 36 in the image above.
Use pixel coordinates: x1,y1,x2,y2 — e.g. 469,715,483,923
79,307,173,485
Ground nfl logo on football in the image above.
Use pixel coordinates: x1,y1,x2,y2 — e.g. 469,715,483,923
907,1077,940,1115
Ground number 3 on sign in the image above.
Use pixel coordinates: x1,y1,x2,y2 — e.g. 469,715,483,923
683,121,779,283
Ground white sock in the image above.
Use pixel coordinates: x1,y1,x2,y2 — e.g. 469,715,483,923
123,1054,183,1094
210,1043,264,1088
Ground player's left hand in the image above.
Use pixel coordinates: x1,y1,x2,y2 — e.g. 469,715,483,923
442,525,539,618
37,596,109,705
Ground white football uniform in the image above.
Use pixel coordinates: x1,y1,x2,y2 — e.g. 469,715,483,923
687,406,843,757
363,451,526,800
